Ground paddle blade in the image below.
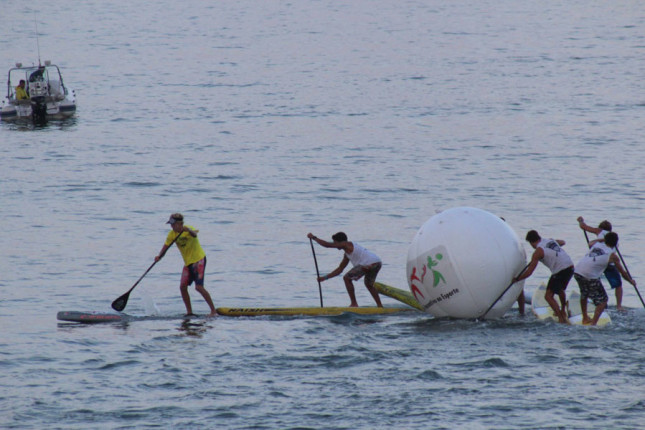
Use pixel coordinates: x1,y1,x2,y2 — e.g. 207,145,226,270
111,291,130,312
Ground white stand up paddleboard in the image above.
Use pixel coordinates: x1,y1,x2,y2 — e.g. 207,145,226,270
531,283,611,326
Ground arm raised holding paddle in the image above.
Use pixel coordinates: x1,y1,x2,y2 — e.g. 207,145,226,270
576,216,632,310
308,232,383,308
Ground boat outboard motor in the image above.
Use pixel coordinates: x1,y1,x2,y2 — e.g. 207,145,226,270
29,67,48,124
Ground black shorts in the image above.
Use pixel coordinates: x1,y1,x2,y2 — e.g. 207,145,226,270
547,266,574,294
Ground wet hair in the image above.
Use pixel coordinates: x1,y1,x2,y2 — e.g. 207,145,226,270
525,230,541,243
604,232,618,248
598,220,612,231
332,232,348,242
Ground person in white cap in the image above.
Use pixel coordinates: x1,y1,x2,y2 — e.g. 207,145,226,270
155,213,217,317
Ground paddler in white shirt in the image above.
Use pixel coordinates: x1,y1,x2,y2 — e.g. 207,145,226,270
307,232,383,307
514,230,575,324
573,232,636,325
577,217,624,310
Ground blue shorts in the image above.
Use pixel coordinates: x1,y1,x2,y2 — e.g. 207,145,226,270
604,264,622,289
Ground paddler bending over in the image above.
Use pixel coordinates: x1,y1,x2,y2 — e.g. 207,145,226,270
573,232,636,325
307,232,383,307
577,217,624,311
514,230,574,324
156,213,217,317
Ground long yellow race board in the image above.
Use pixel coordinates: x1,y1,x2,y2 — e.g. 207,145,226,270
57,307,412,322
216,306,413,317
375,282,423,310
531,283,611,326
57,283,421,323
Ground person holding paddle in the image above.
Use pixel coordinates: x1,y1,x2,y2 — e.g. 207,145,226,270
307,232,383,308
573,232,636,325
155,213,217,317
513,230,574,324
577,217,624,310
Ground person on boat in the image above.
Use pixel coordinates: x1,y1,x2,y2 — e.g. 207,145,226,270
155,213,217,317
513,230,574,324
15,80,29,100
307,232,383,307
573,232,636,325
577,217,624,310
29,66,45,82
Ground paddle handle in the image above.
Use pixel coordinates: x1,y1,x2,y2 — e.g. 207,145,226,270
309,238,324,307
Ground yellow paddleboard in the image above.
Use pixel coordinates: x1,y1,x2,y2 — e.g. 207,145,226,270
216,306,413,317
375,282,423,310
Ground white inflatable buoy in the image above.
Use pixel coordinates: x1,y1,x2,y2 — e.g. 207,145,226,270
407,207,526,319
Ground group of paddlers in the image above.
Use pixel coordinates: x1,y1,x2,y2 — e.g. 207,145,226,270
513,217,637,325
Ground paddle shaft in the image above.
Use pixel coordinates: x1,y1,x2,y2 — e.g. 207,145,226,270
124,260,159,296
479,264,530,319
309,238,324,307
112,231,182,311
616,247,645,308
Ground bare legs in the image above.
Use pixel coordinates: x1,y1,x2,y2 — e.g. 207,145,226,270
590,301,607,325
517,291,525,316
180,283,217,317
343,275,383,307
581,298,608,326
545,289,568,323
615,286,624,311
581,297,591,325
196,284,217,316
343,276,359,307
365,280,383,307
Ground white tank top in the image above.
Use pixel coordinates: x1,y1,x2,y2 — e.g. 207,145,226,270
345,242,381,266
596,230,616,266
537,238,573,274
597,230,609,240
575,242,614,279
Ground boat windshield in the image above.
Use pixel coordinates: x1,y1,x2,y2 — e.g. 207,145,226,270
6,64,66,99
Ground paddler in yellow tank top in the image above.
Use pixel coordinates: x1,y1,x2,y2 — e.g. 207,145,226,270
155,213,217,317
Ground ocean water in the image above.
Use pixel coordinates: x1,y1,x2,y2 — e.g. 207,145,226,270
1,1,644,429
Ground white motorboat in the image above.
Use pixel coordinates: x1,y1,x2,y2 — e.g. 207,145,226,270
1,60,76,123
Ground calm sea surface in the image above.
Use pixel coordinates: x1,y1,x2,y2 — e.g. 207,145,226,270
2,1,644,429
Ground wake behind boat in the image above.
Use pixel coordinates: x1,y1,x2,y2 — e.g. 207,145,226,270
1,61,76,123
